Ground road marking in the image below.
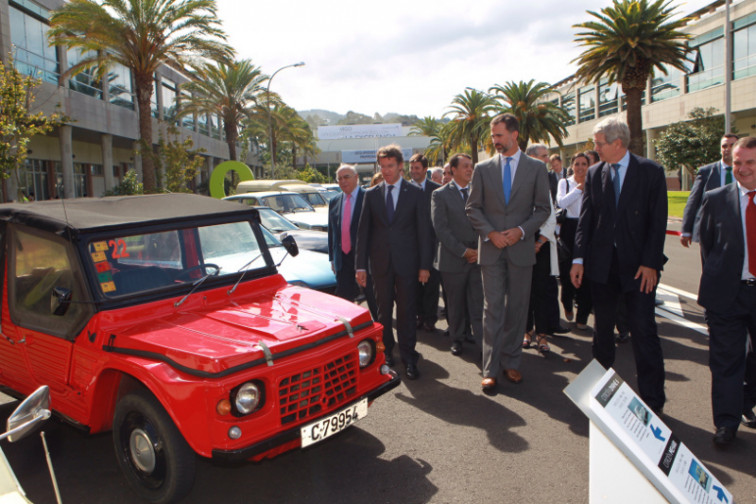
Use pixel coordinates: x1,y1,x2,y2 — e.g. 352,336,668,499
658,283,698,302
655,306,709,335
656,288,683,317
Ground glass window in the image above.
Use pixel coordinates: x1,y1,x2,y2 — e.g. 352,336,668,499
88,222,266,297
151,77,159,118
73,163,88,197
578,85,595,122
562,92,576,127
621,88,646,110
10,228,93,338
210,114,221,139
687,37,725,92
197,113,209,135
108,63,134,109
598,80,619,117
161,79,178,123
22,159,49,201
67,48,102,98
179,91,195,129
9,5,59,83
651,64,681,102
734,23,756,80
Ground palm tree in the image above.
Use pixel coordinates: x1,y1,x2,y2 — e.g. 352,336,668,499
489,80,570,152
48,0,233,192
276,105,317,170
572,0,689,154
180,59,267,161
444,88,496,165
410,116,448,164
409,116,442,138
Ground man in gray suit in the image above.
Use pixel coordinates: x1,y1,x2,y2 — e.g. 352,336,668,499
432,153,483,356
681,133,739,247
466,114,551,391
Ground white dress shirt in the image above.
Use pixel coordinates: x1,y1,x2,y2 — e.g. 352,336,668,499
557,176,582,218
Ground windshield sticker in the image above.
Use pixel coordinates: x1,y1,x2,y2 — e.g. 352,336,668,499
95,261,111,273
109,239,130,259
91,251,107,262
101,281,116,293
93,241,109,252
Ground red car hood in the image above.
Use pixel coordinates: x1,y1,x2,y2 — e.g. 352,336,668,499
105,282,374,376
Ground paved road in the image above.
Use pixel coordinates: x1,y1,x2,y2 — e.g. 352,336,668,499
3,221,755,503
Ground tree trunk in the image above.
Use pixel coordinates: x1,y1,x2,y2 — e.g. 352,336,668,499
292,144,297,170
225,121,237,161
470,134,479,165
623,86,644,155
135,73,156,191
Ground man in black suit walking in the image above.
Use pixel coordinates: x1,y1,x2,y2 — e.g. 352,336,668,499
409,153,441,332
698,136,756,447
356,145,432,380
328,164,377,319
570,117,668,413
681,133,739,247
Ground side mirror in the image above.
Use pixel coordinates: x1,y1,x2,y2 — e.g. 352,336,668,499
4,386,51,443
51,287,72,316
281,235,299,257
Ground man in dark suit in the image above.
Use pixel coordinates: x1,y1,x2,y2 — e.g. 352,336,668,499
570,117,668,413
681,133,739,247
356,145,432,380
466,114,550,391
548,154,565,201
328,164,377,319
697,136,756,447
409,153,441,331
432,153,483,356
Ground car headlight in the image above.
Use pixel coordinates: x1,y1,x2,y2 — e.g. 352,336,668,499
357,340,374,368
233,382,262,415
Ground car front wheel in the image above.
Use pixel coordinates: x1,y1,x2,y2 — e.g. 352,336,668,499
113,389,195,504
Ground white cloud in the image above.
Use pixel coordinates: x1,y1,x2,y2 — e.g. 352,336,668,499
216,0,720,118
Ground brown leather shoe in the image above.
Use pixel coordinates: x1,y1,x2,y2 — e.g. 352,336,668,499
481,377,496,390
504,369,522,384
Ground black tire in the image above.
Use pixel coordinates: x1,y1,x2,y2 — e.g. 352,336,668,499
112,389,196,504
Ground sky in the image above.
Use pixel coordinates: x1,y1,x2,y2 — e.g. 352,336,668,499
216,0,720,119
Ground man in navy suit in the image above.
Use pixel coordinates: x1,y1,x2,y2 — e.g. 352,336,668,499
681,133,739,247
698,136,756,447
328,164,377,318
409,153,441,332
356,145,432,380
570,117,668,413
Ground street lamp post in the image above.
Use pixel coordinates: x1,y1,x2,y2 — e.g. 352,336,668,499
267,61,305,179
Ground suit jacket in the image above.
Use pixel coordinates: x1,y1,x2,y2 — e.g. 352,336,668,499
697,183,747,312
573,153,667,291
418,179,441,243
548,171,559,202
682,160,724,241
355,179,432,277
466,153,551,267
328,187,365,272
431,181,477,272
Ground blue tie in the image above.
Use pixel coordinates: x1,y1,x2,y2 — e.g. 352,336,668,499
386,184,395,223
612,163,621,207
503,157,512,204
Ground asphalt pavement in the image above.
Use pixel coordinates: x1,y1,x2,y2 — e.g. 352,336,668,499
2,219,755,503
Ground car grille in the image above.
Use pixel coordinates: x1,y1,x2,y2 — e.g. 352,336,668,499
279,352,358,425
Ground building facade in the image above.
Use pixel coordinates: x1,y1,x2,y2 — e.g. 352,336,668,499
546,0,756,189
0,0,259,202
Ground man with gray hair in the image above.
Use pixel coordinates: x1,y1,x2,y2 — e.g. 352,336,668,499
430,167,444,184
570,116,668,414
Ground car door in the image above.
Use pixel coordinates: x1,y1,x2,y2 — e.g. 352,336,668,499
7,225,93,394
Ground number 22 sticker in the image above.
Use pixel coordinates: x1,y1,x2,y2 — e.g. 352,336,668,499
109,239,130,258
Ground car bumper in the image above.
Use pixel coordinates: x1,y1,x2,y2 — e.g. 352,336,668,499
211,372,401,462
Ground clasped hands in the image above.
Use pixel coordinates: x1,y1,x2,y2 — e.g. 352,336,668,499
488,227,523,249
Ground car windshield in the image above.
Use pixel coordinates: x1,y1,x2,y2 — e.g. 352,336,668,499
322,190,339,202
258,208,299,232
87,220,269,297
302,193,327,207
259,194,314,213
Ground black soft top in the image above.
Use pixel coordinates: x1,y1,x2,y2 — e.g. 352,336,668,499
0,194,256,236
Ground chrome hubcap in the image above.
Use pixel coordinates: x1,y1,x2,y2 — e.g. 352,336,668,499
129,428,156,473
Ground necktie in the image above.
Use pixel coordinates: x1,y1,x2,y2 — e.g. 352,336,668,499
725,166,733,185
460,187,469,203
503,157,512,204
386,185,395,223
747,191,756,277
341,193,351,254
612,163,621,207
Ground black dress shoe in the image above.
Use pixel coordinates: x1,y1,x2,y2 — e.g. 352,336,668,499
451,342,463,356
713,426,737,447
552,325,570,334
384,354,395,367
615,332,631,344
405,363,420,380
742,409,756,428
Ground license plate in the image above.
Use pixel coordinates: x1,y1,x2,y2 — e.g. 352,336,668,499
300,398,368,448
